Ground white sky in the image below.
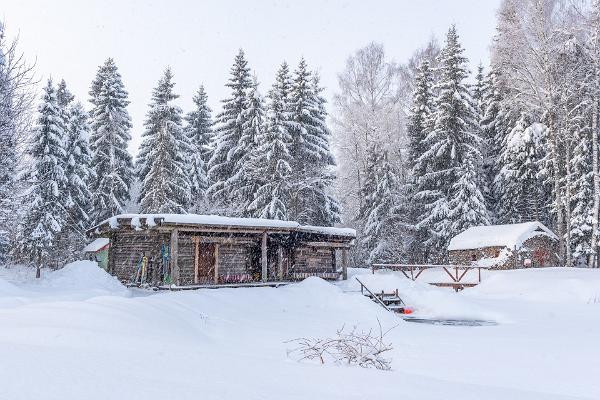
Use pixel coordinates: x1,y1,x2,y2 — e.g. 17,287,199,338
3,0,501,155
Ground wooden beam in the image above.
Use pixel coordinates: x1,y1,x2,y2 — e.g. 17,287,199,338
342,248,348,280
190,236,258,245
214,243,220,284
170,228,179,285
155,225,293,235
277,245,283,280
194,236,200,284
261,232,268,282
301,241,353,248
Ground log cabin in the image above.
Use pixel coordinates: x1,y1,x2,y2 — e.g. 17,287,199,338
447,221,559,269
86,214,355,287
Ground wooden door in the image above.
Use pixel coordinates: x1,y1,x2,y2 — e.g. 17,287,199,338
196,243,215,283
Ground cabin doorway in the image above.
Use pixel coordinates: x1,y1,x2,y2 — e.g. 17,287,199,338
196,243,215,284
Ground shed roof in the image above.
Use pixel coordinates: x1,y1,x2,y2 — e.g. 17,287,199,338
82,238,110,252
447,221,558,251
89,214,356,239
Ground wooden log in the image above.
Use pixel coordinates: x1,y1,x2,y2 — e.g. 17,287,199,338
194,236,200,284
342,248,348,280
261,232,268,282
171,228,179,285
214,243,220,284
301,241,353,248
277,245,283,280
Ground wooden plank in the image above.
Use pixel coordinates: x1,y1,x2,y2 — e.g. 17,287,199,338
155,225,293,235
194,236,200,284
372,263,488,270
261,232,268,282
170,228,179,285
277,245,283,280
341,248,348,280
302,241,353,248
188,236,258,245
214,243,220,284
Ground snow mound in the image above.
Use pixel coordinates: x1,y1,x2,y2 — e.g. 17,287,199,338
348,271,503,322
0,278,23,297
41,260,128,295
465,268,600,304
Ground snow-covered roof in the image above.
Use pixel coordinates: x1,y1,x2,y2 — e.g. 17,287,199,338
448,222,558,251
92,214,356,238
82,238,110,253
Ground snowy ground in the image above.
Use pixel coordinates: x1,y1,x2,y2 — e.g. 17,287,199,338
0,262,598,400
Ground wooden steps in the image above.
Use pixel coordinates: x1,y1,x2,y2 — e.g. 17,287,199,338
355,278,408,314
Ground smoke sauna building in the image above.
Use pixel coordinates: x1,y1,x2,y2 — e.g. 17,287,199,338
86,214,355,287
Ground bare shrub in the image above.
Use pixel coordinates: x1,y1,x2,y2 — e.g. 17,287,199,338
286,320,395,370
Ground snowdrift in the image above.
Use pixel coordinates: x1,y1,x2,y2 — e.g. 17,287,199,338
465,267,600,304
0,261,129,307
40,260,127,294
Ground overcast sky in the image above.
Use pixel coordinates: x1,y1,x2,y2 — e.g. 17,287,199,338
3,0,501,154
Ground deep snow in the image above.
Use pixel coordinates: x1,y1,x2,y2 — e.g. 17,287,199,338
0,262,598,400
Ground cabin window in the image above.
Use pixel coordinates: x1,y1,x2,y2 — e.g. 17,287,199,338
494,250,500,257
471,254,477,261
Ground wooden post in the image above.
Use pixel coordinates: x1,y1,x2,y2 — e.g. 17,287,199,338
170,229,179,285
342,248,348,280
261,232,268,282
277,245,283,281
193,237,200,284
214,244,220,284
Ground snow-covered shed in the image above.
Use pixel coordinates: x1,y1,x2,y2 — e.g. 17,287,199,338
87,214,355,286
82,238,110,270
447,222,559,269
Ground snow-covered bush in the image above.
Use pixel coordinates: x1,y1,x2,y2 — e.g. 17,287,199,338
286,322,394,370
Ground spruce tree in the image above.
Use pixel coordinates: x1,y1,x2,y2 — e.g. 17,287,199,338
406,59,435,262
137,68,190,214
247,65,294,220
207,49,252,209
64,102,93,235
288,59,340,225
88,58,134,223
569,118,594,265
20,79,69,266
362,143,402,263
229,76,266,213
0,24,15,259
480,68,506,220
495,113,547,223
447,157,490,237
407,60,435,172
415,26,486,258
184,85,213,211
472,63,486,118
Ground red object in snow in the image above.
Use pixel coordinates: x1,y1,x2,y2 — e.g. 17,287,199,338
403,308,413,314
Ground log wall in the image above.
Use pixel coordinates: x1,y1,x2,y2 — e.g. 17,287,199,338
106,229,348,285
109,231,169,283
292,247,336,274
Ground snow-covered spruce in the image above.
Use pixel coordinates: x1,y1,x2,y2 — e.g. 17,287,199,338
136,68,190,214
19,79,69,266
246,63,294,220
88,58,134,224
415,26,488,259
184,85,213,212
207,49,253,211
287,59,340,226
